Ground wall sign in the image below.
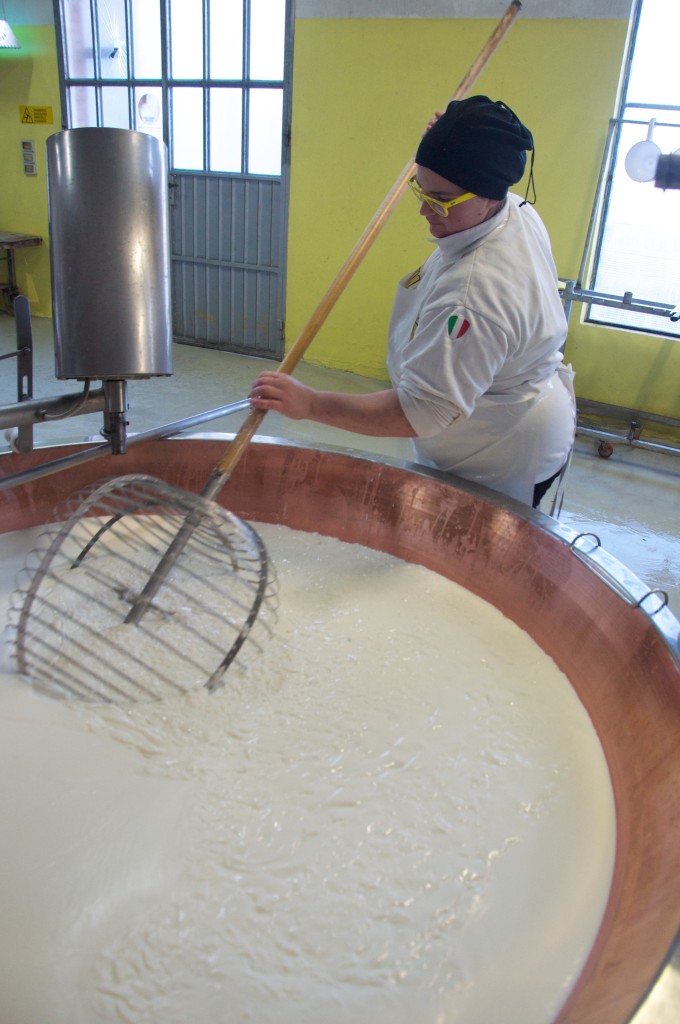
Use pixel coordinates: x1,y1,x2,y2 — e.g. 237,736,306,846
19,106,54,125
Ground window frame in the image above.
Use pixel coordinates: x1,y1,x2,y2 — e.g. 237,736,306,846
52,0,290,178
582,0,680,341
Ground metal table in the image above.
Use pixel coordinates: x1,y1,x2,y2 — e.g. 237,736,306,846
0,231,42,314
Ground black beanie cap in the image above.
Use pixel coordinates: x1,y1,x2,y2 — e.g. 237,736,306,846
415,95,534,201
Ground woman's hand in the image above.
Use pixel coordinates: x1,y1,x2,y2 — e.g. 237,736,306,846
425,111,443,133
250,371,315,420
249,373,416,437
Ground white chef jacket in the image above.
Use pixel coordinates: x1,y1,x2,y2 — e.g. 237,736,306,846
387,194,575,505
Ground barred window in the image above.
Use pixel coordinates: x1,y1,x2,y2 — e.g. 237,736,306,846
586,0,680,340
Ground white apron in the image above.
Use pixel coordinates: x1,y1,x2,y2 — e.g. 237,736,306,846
411,364,576,505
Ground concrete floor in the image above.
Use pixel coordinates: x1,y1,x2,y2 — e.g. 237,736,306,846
1,312,680,1022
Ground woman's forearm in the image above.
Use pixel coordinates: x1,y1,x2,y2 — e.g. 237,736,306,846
307,388,416,437
250,372,417,438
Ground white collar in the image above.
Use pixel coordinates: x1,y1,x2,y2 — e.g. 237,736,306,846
431,197,510,260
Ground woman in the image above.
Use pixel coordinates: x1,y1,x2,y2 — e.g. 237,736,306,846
250,95,575,508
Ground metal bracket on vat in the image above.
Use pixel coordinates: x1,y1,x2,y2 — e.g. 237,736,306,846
0,399,252,491
569,532,669,615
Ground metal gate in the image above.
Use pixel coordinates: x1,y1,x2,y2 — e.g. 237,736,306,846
54,0,293,359
170,172,286,356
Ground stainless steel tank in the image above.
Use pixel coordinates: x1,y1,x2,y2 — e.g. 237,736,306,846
1,437,679,1024
46,127,172,381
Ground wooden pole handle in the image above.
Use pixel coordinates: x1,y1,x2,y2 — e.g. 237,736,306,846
215,1,522,479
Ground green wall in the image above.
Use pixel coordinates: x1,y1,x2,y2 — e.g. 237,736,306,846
0,25,59,317
1,16,678,422
287,17,680,422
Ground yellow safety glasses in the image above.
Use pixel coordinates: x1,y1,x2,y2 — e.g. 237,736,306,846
408,176,476,217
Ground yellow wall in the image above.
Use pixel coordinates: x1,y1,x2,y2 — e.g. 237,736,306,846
1,16,678,422
0,25,60,317
287,17,680,421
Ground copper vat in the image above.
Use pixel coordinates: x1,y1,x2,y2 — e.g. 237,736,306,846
1,436,679,1024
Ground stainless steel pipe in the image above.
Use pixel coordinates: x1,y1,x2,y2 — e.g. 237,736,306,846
0,399,251,490
0,388,106,429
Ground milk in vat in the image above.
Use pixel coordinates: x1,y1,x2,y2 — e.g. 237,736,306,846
0,522,615,1024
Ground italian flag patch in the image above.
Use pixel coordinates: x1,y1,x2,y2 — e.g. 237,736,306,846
447,314,470,339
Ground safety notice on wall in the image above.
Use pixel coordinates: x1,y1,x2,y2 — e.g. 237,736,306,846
19,106,53,125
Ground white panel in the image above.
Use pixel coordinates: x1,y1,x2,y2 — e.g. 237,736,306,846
248,89,283,175
68,85,98,127
172,87,204,170
132,1,162,78
98,0,128,79
250,0,286,80
210,0,243,79
170,0,204,79
135,86,164,143
627,0,680,100
62,0,94,78
295,1,633,18
210,88,243,172
101,85,130,127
